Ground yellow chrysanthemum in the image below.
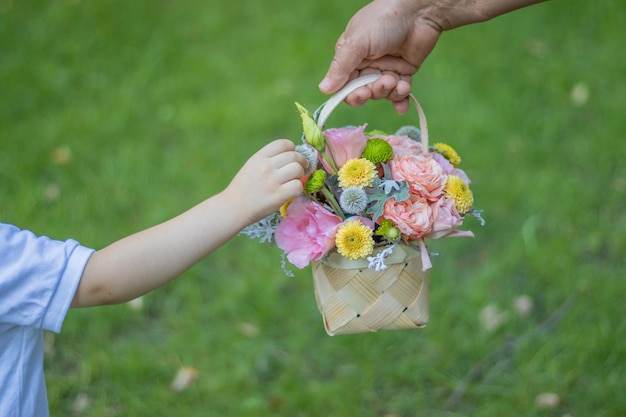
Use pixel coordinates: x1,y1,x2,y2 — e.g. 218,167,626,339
445,175,474,215
337,158,377,189
434,142,462,167
335,220,375,260
279,198,294,218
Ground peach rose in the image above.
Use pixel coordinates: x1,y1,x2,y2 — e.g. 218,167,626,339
390,154,447,201
383,195,433,240
380,134,422,156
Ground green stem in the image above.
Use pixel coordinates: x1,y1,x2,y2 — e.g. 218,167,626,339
319,150,338,174
320,186,345,220
324,145,339,173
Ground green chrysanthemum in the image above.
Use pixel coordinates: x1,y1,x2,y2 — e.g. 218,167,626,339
337,158,377,189
335,220,375,260
304,169,326,194
433,142,462,167
361,138,393,164
375,218,401,240
445,175,473,215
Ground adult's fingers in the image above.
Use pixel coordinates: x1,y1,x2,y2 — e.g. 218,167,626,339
391,98,411,115
341,72,412,113
342,85,373,107
367,72,412,101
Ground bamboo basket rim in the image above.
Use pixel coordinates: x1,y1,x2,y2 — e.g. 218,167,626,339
318,243,421,270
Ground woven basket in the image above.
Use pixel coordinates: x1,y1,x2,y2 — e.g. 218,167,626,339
312,244,429,335
310,74,431,335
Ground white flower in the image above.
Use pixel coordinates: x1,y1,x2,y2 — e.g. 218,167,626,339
367,244,396,271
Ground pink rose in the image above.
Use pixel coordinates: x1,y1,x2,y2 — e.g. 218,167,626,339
431,153,471,185
382,195,433,240
274,198,342,268
322,125,369,172
390,154,447,201
426,197,474,239
380,134,422,156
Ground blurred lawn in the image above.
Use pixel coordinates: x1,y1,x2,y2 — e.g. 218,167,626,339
1,0,625,416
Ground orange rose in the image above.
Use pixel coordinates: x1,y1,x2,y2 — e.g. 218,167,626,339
390,154,447,201
382,195,434,240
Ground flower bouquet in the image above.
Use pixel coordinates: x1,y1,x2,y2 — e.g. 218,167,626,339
242,75,483,335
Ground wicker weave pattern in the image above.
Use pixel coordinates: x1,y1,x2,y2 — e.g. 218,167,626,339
312,254,429,336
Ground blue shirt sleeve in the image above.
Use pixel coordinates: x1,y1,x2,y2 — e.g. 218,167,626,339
0,223,95,333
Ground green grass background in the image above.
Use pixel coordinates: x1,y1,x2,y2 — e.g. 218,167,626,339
1,0,625,416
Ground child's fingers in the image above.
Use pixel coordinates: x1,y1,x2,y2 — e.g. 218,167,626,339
260,139,296,156
276,161,306,184
271,149,308,171
279,178,305,198
258,139,309,173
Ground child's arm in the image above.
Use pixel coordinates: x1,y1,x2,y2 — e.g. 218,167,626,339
71,139,307,308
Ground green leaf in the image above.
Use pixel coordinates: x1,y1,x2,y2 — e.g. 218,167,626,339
365,178,410,221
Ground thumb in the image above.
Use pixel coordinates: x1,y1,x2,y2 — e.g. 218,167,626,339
319,35,366,94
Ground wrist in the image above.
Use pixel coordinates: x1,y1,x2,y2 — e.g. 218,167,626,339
215,185,267,232
369,0,470,32
428,0,547,30
424,0,489,31
212,188,252,230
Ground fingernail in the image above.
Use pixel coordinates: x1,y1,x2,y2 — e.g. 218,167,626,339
319,78,331,91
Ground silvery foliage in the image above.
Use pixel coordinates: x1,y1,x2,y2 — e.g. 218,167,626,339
469,208,486,226
239,212,281,244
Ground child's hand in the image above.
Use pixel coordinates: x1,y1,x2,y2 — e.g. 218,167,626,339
225,139,308,225
73,140,307,307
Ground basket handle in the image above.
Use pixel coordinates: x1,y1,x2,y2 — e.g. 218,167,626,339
314,74,429,153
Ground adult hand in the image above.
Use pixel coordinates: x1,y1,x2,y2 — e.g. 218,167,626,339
320,0,546,113
319,0,443,114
